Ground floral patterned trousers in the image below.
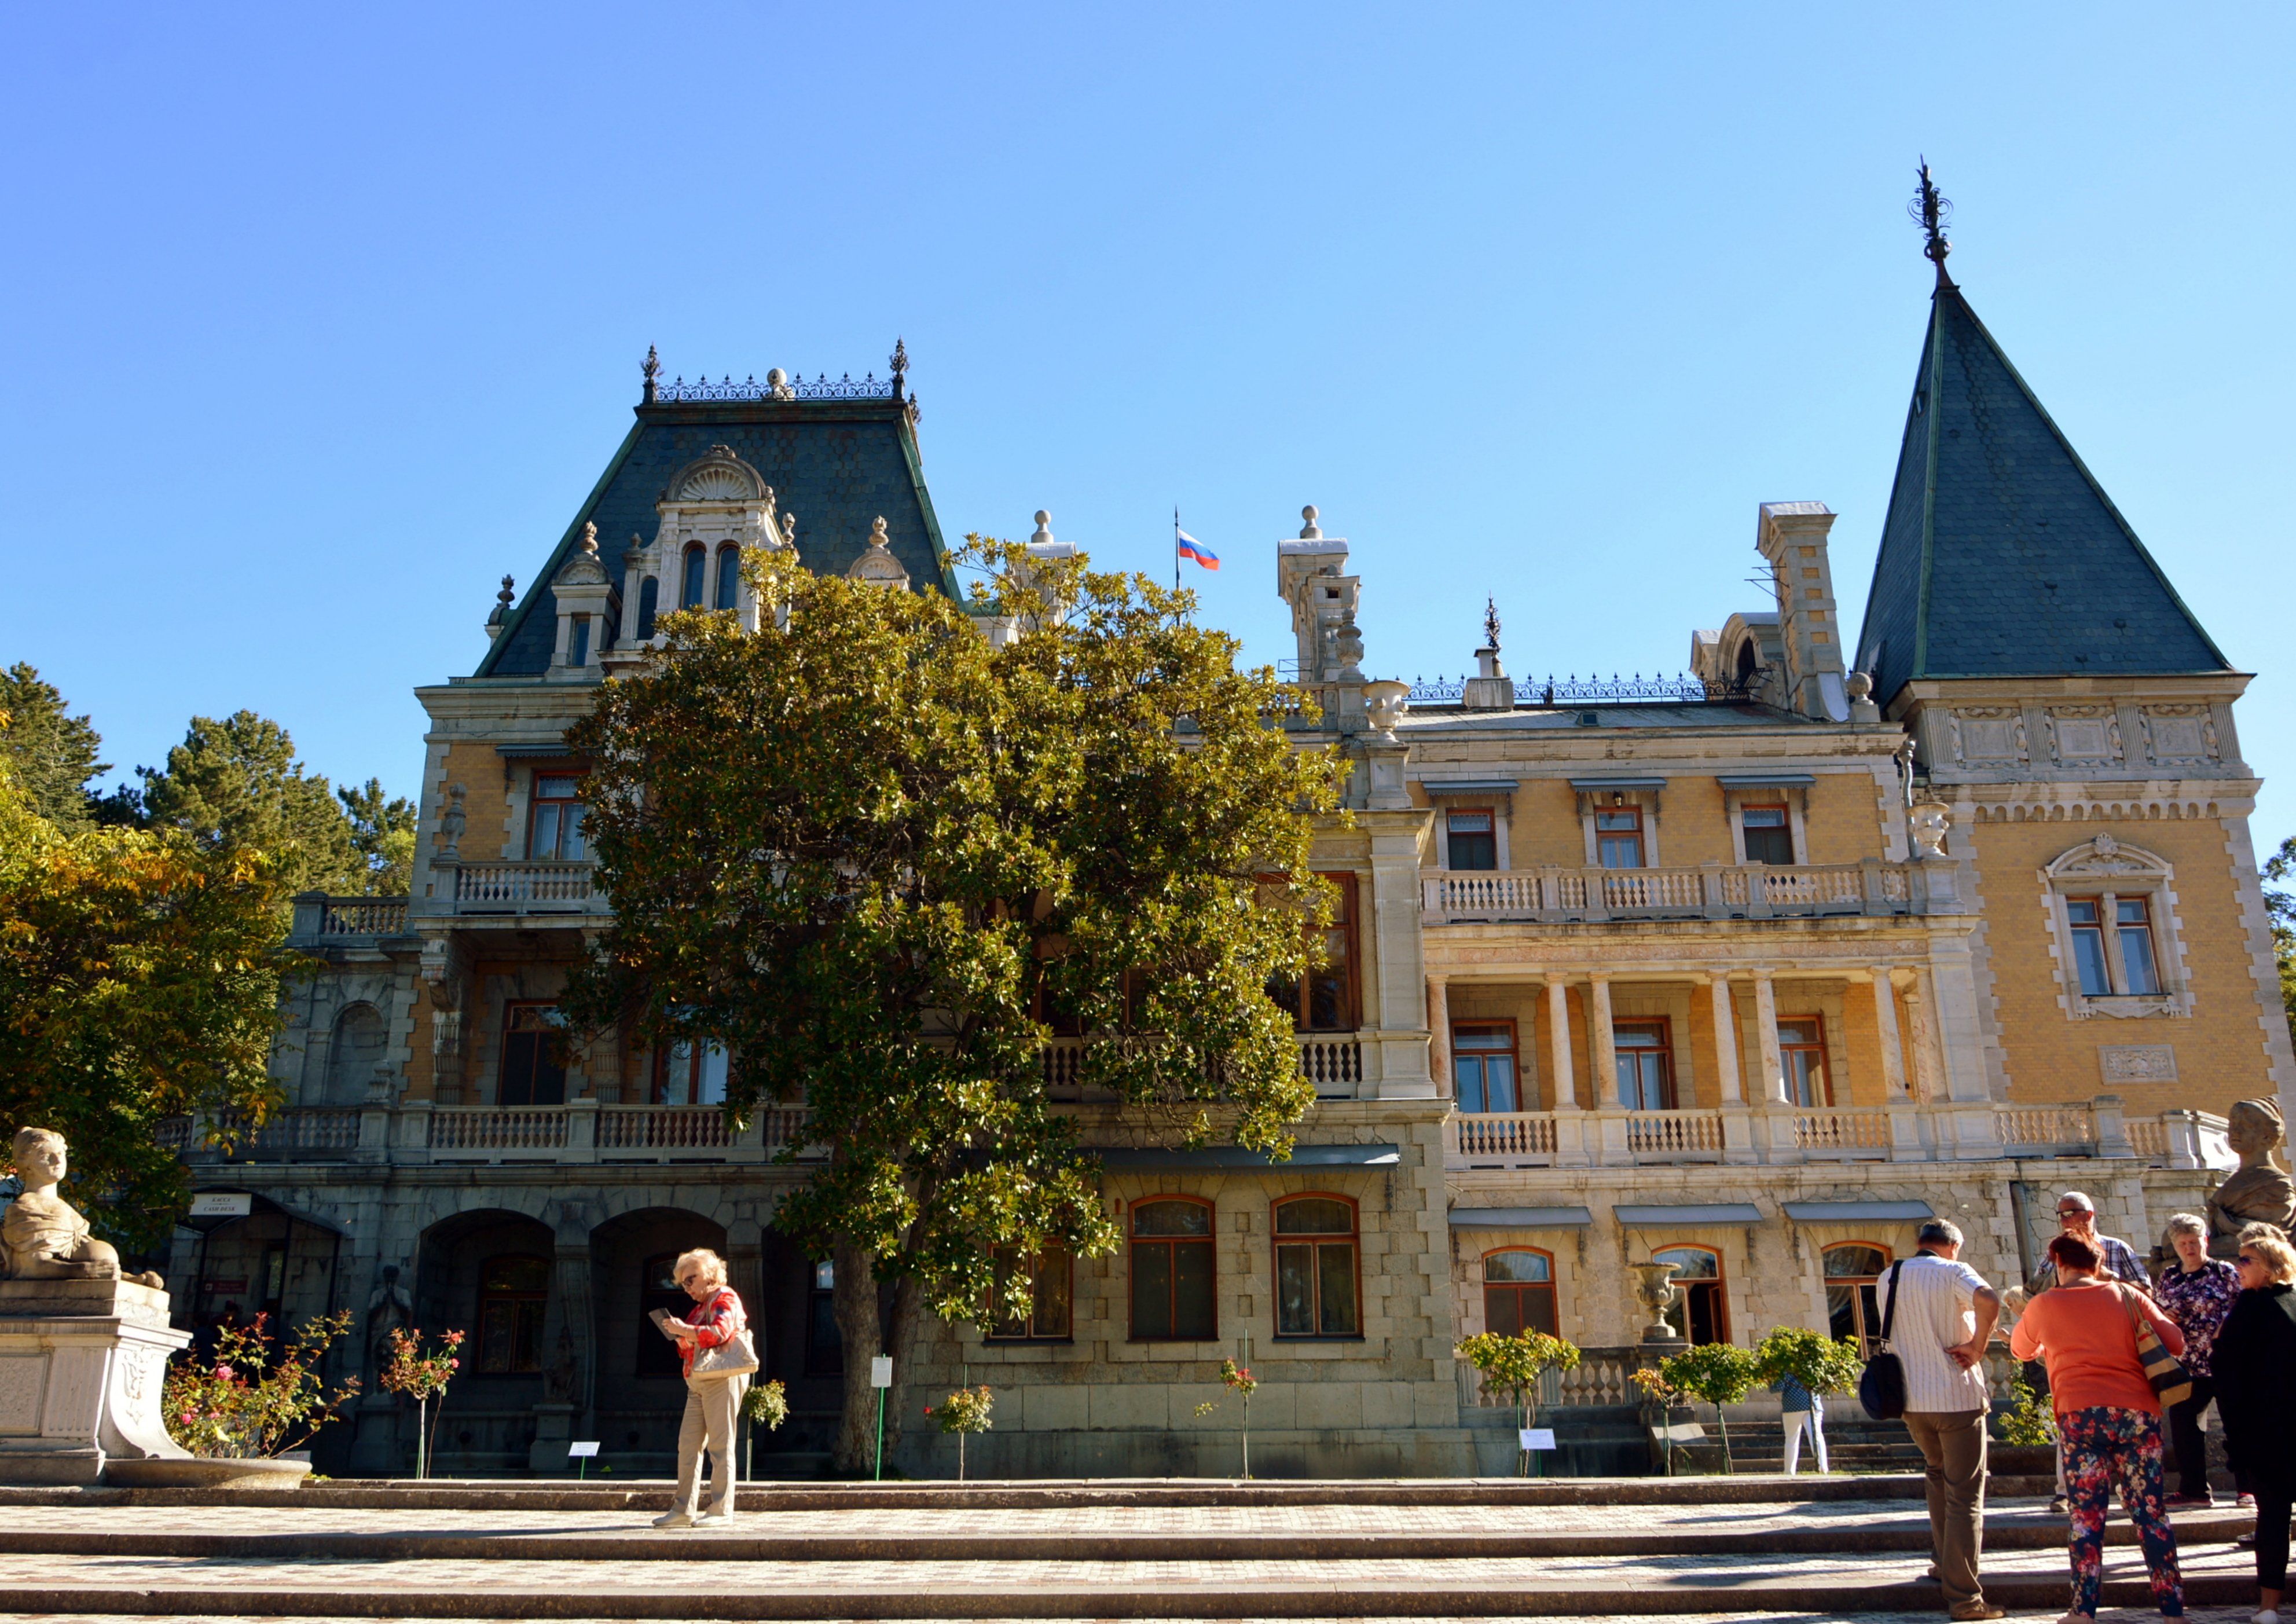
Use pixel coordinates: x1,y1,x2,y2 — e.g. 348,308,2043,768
2061,1405,2184,1618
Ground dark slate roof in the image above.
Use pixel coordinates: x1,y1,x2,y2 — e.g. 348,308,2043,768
1854,284,2231,707
478,397,961,678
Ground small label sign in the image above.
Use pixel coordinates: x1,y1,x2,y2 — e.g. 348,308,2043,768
870,1355,894,1388
567,1441,600,1458
189,1192,254,1218
1519,1428,1557,1451
1654,1421,1706,1444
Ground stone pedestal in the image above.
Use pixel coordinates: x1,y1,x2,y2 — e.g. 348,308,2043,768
0,1277,193,1484
528,1400,577,1473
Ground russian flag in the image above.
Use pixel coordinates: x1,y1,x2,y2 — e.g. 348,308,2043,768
1176,529,1220,570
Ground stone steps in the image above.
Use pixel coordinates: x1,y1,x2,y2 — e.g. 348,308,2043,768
0,1478,2259,1620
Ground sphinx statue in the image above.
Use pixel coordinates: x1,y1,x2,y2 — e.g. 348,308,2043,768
2207,1099,2296,1254
1,1128,163,1286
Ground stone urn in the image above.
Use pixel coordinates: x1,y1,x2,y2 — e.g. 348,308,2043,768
1630,1260,1683,1344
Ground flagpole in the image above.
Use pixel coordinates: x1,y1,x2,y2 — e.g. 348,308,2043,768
1173,507,1180,594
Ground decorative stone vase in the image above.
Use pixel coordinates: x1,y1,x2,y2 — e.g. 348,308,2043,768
1630,1260,1683,1345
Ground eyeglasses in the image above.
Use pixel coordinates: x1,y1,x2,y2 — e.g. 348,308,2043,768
2237,1255,2261,1267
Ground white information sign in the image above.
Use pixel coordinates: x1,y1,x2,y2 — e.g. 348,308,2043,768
567,1441,600,1458
189,1192,254,1218
1654,1421,1706,1444
1519,1428,1557,1451
870,1355,894,1388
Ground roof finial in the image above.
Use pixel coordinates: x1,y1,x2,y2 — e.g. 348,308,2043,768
889,337,908,402
641,344,661,404
1909,159,1954,289
1299,504,1322,540
1483,596,1502,652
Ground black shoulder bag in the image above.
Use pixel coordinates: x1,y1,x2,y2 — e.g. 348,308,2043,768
1858,1262,1908,1420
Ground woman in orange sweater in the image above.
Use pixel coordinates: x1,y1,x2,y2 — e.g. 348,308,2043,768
2012,1232,2189,1622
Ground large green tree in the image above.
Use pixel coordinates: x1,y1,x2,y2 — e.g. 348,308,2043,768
140,712,366,897
338,778,419,895
561,541,1342,1471
2264,835,2296,1049
0,663,107,830
0,760,295,1248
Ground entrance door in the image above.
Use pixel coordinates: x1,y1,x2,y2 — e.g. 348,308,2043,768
1614,1021,1675,1110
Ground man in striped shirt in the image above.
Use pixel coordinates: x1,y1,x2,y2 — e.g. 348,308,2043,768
1894,1218,2007,1622
2027,1190,2151,1294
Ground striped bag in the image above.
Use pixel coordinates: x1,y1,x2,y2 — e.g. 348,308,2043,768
2119,1285,2192,1410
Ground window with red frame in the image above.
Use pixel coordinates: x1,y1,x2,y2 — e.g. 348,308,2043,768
1481,1247,1558,1336
1129,1197,1215,1340
1273,1195,1360,1337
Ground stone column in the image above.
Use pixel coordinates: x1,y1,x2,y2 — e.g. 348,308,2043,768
1587,973,1621,1108
1545,974,1578,1110
1707,972,1743,1105
1869,968,1910,1099
1902,974,1943,1104
1426,976,1451,1102
1752,970,1787,1105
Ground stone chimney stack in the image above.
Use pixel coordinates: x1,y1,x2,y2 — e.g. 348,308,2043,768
1756,501,1848,721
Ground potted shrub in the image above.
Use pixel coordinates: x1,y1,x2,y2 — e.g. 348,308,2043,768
1456,1329,1582,1476
160,1310,361,1484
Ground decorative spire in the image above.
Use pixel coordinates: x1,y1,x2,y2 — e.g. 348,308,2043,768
578,521,598,556
1299,504,1322,540
485,574,515,639
889,337,908,402
641,344,661,404
1482,596,1502,652
1909,159,1953,289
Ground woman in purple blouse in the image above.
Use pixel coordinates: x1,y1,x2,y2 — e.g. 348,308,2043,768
2155,1212,2244,1507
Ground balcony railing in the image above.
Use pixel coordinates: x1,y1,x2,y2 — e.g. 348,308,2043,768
288,894,410,944
165,1103,816,1167
453,862,595,911
1445,1102,2230,1168
1425,860,1944,924
1044,1033,1369,1101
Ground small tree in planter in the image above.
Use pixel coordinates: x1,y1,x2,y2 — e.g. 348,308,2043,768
1630,1365,1692,1477
1455,1330,1582,1476
163,1310,361,1461
1191,1359,1259,1479
378,1326,464,1480
925,1384,993,1482
742,1379,789,1480
1659,1341,1762,1474
1751,1325,1864,1469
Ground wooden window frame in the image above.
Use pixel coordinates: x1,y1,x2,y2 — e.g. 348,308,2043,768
1821,1241,1892,1359
1271,1192,1363,1340
1445,808,1498,872
985,1244,1075,1343
1261,871,1360,1034
650,1040,728,1106
1738,803,1795,866
1127,1195,1217,1343
1450,1020,1520,1113
2113,895,2163,996
1613,1018,1675,1111
1594,805,1646,870
475,1252,551,1376
497,1002,567,1107
527,772,586,862
1652,1244,1729,1346
1480,1245,1559,1337
1777,1015,1831,1108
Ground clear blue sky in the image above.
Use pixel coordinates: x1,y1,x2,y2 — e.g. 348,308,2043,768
6,7,2291,851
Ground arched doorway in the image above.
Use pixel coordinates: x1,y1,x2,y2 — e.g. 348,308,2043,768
413,1208,555,1476
588,1208,727,1472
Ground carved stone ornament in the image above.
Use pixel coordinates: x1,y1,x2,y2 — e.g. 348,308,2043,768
1363,680,1410,735
2140,705,2221,767
1908,800,1952,859
1946,706,2028,766
2046,706,2124,766
2044,834,2168,881
1,1129,163,1286
845,516,909,588
2098,1044,2177,1083
666,445,766,504
435,783,467,862
2207,1098,2294,1247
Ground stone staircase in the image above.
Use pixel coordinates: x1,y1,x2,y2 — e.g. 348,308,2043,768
0,1472,2263,1619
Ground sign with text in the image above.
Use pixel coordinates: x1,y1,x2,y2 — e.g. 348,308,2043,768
870,1356,893,1388
189,1192,254,1218
1653,1421,1706,1444
1519,1428,1557,1451
567,1442,600,1458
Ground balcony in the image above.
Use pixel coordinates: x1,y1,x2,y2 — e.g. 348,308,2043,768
1424,860,1959,926
1444,1101,2230,1169
1044,1033,1367,1101
449,861,597,915
165,1103,816,1167
287,895,410,945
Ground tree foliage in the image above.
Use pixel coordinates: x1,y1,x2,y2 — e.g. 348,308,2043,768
560,539,1343,1470
0,763,295,1247
1660,1340,1763,1473
0,662,108,830
1751,1326,1864,1396
2264,835,2296,1050
338,778,419,895
140,712,365,898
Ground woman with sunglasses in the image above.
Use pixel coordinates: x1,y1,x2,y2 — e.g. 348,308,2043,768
2212,1223,2296,1624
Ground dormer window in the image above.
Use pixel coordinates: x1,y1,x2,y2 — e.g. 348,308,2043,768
636,577,658,639
568,615,590,669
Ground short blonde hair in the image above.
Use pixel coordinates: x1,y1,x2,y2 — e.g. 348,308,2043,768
673,1248,728,1289
2164,1212,2207,1241
2236,1224,2295,1285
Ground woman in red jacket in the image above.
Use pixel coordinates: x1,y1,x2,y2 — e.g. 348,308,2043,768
2012,1232,2188,1622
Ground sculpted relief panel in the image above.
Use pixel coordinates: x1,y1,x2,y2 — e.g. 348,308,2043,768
1946,707,2027,767
2140,706,2221,768
2045,706,2123,767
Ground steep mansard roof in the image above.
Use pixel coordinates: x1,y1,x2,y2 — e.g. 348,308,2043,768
1854,283,2231,707
478,391,961,678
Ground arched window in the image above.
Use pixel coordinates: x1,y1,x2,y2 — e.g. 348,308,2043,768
1653,1245,1729,1345
325,1003,386,1104
475,1254,550,1373
1481,1247,1557,1336
714,546,741,611
1273,1194,1360,1338
636,576,659,639
636,1252,690,1378
680,545,707,608
1128,1197,1215,1341
1823,1242,1892,1357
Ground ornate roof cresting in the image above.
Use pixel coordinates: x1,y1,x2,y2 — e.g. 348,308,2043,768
1910,159,1953,289
641,344,661,405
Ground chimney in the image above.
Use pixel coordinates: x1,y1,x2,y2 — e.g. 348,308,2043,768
1755,502,1848,721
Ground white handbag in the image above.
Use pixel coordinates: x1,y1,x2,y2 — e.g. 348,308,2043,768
687,1295,760,1380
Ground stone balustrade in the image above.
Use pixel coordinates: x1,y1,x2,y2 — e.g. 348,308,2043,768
1446,1102,2230,1169
1424,859,1956,925
450,861,596,912
1043,1035,1366,1101
166,1103,816,1167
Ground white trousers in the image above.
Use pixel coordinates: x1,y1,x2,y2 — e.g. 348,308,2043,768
1782,1409,1828,1474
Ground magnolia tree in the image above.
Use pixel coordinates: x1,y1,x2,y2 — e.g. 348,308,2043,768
1659,1342,1763,1474
562,540,1344,1472
1457,1330,1583,1475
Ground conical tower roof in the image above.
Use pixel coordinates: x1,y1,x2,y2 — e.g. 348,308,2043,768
1855,284,2231,708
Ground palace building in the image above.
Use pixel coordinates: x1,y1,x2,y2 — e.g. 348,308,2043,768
164,271,2292,1479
